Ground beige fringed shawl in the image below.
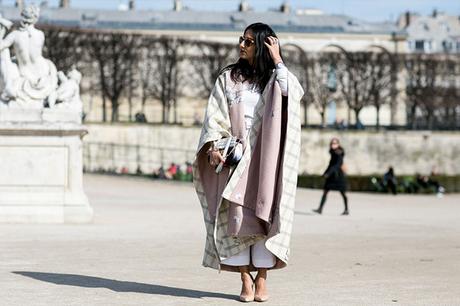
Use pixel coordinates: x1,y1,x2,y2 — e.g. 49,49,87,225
193,69,304,272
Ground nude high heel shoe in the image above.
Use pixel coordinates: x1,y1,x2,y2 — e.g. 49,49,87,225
239,273,255,302
254,275,269,302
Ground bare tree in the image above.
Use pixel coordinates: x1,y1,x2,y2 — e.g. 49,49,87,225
439,56,460,129
188,41,236,98
86,31,142,122
37,25,460,130
142,37,185,124
404,54,447,129
124,48,140,122
283,44,310,125
303,52,342,127
41,25,82,71
335,51,394,128
368,51,395,129
138,41,157,117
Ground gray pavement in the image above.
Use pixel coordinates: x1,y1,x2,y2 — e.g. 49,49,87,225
1,174,459,306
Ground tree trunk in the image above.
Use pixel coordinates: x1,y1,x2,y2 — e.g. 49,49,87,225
102,94,107,122
303,100,308,127
111,102,118,122
354,109,361,128
141,95,146,113
128,89,133,123
410,104,417,130
347,107,351,126
128,97,133,122
320,111,326,128
174,99,178,124
162,101,168,124
98,62,107,122
376,105,380,130
427,112,434,130
452,107,460,130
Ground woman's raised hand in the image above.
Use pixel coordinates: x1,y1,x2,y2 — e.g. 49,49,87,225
264,36,283,65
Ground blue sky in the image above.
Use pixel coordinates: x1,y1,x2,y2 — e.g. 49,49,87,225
4,0,460,22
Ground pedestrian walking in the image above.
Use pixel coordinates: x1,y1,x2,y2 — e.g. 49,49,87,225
193,23,304,302
313,137,349,215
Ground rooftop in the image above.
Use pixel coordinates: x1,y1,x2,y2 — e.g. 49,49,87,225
0,5,402,35
405,13,460,40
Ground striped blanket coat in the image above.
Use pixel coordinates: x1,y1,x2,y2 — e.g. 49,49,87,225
193,69,304,272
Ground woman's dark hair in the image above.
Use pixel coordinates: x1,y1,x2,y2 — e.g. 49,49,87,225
329,137,344,154
222,23,283,91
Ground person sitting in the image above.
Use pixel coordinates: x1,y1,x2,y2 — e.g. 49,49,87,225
382,166,397,195
165,163,177,180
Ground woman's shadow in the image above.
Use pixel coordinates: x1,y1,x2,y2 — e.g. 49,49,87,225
13,271,237,301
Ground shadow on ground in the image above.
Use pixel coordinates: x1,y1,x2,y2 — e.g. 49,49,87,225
294,210,316,216
13,271,237,301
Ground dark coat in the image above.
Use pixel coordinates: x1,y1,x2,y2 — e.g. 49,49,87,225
323,148,347,191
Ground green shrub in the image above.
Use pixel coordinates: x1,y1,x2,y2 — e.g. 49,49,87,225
297,174,460,193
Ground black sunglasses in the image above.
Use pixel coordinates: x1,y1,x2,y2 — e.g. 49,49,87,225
239,36,255,47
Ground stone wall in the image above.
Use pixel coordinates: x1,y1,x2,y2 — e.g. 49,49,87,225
83,124,460,175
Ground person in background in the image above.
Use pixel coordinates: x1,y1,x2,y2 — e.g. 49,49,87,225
313,137,349,215
416,173,445,196
165,163,177,180
383,166,397,195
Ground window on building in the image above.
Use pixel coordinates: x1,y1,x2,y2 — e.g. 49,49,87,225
440,22,450,33
408,40,414,50
442,40,453,52
415,40,425,51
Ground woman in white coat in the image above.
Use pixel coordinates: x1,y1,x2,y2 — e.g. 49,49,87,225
194,23,304,302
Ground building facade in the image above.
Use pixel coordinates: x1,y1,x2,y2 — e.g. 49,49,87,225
398,10,460,54
0,2,408,126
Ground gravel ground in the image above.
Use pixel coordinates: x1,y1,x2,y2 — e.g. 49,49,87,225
1,173,459,306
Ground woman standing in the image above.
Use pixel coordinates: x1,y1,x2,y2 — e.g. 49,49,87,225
193,23,304,302
312,137,349,215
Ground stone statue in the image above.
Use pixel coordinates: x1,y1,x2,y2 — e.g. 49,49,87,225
0,15,17,107
52,68,83,111
0,6,91,224
0,5,77,110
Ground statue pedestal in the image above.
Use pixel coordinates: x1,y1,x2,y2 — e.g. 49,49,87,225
0,109,93,223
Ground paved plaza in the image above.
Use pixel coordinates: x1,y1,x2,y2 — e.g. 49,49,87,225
1,174,459,306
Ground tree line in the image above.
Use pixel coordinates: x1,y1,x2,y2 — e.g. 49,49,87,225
41,26,460,130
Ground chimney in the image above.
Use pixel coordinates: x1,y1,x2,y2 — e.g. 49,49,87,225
404,11,411,28
129,0,135,10
280,1,291,14
239,0,249,12
174,0,182,11
432,9,438,18
59,0,70,8
15,0,24,9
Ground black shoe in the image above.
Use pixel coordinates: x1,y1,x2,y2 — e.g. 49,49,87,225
341,210,349,216
312,209,322,214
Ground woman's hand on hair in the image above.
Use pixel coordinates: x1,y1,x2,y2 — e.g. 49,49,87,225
264,36,283,65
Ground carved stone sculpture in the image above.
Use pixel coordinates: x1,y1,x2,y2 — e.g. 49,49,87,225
0,5,82,112
0,5,92,223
